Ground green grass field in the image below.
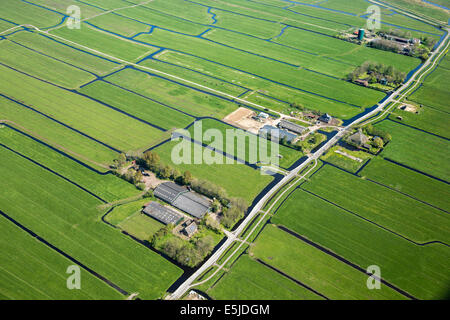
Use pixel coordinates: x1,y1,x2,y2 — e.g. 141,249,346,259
79,80,195,130
375,120,450,182
321,146,373,173
302,165,450,244
105,67,240,119
0,126,139,202
0,40,95,88
106,199,164,241
389,105,450,139
271,188,450,300
0,96,118,165
10,31,119,75
359,157,450,212
209,254,323,300
251,225,406,300
0,217,123,300
0,64,166,153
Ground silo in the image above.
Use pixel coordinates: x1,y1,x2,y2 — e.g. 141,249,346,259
358,28,365,41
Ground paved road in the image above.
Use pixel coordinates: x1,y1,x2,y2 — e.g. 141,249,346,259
167,28,449,300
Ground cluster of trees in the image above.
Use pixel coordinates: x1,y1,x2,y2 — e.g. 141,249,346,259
363,124,392,151
139,151,192,185
221,198,249,228
370,39,403,54
372,30,436,61
348,61,406,86
295,133,324,153
151,226,215,268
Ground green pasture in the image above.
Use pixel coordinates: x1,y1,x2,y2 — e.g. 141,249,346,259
0,65,166,153
105,67,239,118
0,0,62,29
136,28,385,108
375,120,450,182
0,218,123,300
251,224,405,300
156,51,363,119
359,157,450,212
0,96,118,165
389,104,450,139
0,126,139,202
79,80,195,130
10,31,119,75
271,188,450,300
209,254,323,300
301,164,450,243
186,118,303,168
321,145,373,173
0,40,95,88
50,24,157,62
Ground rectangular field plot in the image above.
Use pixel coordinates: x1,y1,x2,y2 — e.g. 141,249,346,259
0,218,123,300
50,24,157,62
0,40,95,88
0,0,63,29
26,0,104,19
9,32,120,76
105,67,240,119
0,126,139,202
117,5,209,36
301,165,450,244
375,120,450,182
185,118,303,169
388,105,450,139
105,199,165,241
79,80,195,130
208,254,323,300
359,157,450,212
0,65,166,153
250,225,405,300
212,10,285,39
0,96,118,165
143,0,213,25
152,140,274,203
271,188,450,299
409,59,450,113
0,146,182,299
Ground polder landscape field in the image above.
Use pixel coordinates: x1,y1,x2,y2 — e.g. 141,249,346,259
0,0,449,302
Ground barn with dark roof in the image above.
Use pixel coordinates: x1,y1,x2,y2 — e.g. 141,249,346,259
154,182,211,219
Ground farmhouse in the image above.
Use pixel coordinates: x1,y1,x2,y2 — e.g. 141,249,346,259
348,129,369,148
319,113,332,124
259,125,297,143
278,120,307,134
154,182,211,219
182,221,198,238
142,202,183,225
